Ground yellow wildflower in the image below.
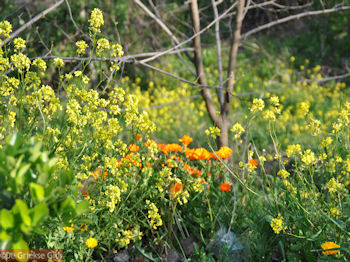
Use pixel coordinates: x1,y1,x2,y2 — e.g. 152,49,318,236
13,37,26,52
89,8,104,33
76,40,88,56
86,237,98,248
321,242,340,255
270,214,285,234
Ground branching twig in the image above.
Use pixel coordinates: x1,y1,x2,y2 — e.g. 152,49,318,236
241,5,350,40
0,0,65,47
139,1,239,64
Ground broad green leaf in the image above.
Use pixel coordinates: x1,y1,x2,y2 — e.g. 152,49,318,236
0,230,11,241
15,164,31,190
29,183,45,202
59,197,77,222
14,200,31,227
76,201,90,216
0,209,14,229
29,142,42,162
31,203,49,226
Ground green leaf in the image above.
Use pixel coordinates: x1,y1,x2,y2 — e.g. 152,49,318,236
29,142,42,162
29,183,45,202
76,201,90,216
14,200,31,227
59,197,77,222
0,209,14,229
135,245,159,262
12,237,29,262
58,171,74,187
31,203,49,226
0,230,11,241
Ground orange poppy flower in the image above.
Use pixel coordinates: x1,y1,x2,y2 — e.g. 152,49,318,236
193,148,212,160
185,148,196,160
219,182,231,192
321,242,340,255
249,159,258,166
81,190,89,199
128,144,140,153
93,168,101,179
178,135,193,146
213,146,233,159
136,133,141,140
169,183,183,199
158,144,168,154
166,143,182,153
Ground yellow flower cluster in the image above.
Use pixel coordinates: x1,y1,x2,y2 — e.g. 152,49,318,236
76,40,88,56
205,126,221,139
250,98,265,113
96,38,110,55
270,214,285,234
13,37,26,52
230,122,245,139
32,58,47,72
146,200,163,230
277,169,290,179
286,144,301,157
11,53,31,71
53,58,64,68
301,149,316,166
0,20,12,37
326,178,343,195
89,8,104,33
105,185,121,212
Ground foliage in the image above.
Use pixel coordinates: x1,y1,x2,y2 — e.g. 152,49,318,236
0,4,349,262
0,133,89,253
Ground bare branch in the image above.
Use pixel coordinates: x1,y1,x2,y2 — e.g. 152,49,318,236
134,0,181,45
211,0,224,107
137,71,350,111
139,61,221,89
139,0,239,64
64,0,89,38
241,5,350,40
224,0,245,112
138,94,201,111
0,0,65,48
190,0,220,126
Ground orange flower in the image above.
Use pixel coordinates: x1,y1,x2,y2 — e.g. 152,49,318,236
81,190,89,199
249,159,258,166
158,143,182,154
128,144,140,152
213,146,233,159
169,183,183,199
321,242,340,255
146,162,151,167
93,168,101,179
102,171,108,179
158,144,168,154
193,148,212,160
166,143,182,153
185,148,196,160
191,168,202,177
178,135,193,146
219,182,231,192
136,133,141,140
